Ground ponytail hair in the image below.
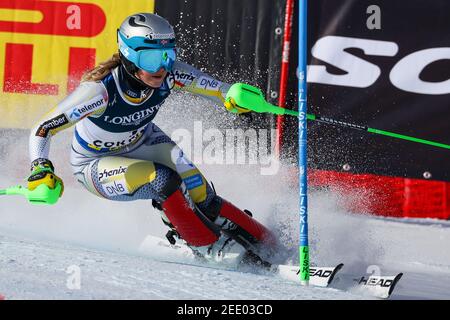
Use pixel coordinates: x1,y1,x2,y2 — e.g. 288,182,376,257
81,53,121,82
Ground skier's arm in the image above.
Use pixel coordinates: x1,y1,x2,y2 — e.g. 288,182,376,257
29,81,107,161
28,81,108,194
169,61,250,114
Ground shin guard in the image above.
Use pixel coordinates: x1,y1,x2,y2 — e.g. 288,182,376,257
218,199,276,248
161,189,220,247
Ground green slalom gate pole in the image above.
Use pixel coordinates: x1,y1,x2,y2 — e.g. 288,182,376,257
297,0,310,286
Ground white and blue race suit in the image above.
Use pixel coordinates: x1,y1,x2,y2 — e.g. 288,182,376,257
29,60,230,211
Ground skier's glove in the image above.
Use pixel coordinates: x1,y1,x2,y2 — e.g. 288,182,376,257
224,97,251,114
28,158,64,196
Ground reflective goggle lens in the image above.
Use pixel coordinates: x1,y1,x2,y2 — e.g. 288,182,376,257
137,48,176,73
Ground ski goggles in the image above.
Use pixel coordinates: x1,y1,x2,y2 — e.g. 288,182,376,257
118,36,176,73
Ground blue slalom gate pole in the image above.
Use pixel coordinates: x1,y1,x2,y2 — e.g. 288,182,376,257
298,0,310,285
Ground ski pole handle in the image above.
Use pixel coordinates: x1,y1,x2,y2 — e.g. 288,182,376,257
226,83,297,115
0,183,62,205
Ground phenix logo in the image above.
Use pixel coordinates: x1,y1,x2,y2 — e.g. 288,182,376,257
98,166,127,181
169,70,196,88
172,70,195,82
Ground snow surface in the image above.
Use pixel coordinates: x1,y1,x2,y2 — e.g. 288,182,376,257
1,92,449,300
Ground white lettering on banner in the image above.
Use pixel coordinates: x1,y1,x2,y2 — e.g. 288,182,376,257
308,35,450,95
390,48,450,95
196,76,221,91
308,36,399,88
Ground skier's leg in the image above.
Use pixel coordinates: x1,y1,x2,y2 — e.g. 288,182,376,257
75,156,221,247
94,123,277,257
212,196,276,248
123,123,218,208
197,194,278,261
126,141,277,256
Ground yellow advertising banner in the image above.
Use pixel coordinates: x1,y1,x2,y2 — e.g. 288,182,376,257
0,0,154,129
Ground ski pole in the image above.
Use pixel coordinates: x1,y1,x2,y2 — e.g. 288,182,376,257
226,83,450,150
305,114,450,150
0,183,62,205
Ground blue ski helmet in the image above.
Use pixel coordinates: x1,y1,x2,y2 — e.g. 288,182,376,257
117,13,176,74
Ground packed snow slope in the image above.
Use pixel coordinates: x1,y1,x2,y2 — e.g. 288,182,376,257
1,92,449,299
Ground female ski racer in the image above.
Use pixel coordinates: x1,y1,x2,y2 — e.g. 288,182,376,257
27,13,276,265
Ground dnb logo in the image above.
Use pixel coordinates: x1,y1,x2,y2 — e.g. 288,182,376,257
1,1,107,95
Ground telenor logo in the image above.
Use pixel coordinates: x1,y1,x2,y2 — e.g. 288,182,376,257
70,109,81,119
69,97,105,120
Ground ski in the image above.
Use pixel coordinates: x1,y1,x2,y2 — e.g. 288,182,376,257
351,273,404,299
277,264,344,288
139,236,344,289
139,235,402,299
276,263,403,299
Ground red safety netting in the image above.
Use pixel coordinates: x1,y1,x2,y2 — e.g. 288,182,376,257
308,170,450,220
